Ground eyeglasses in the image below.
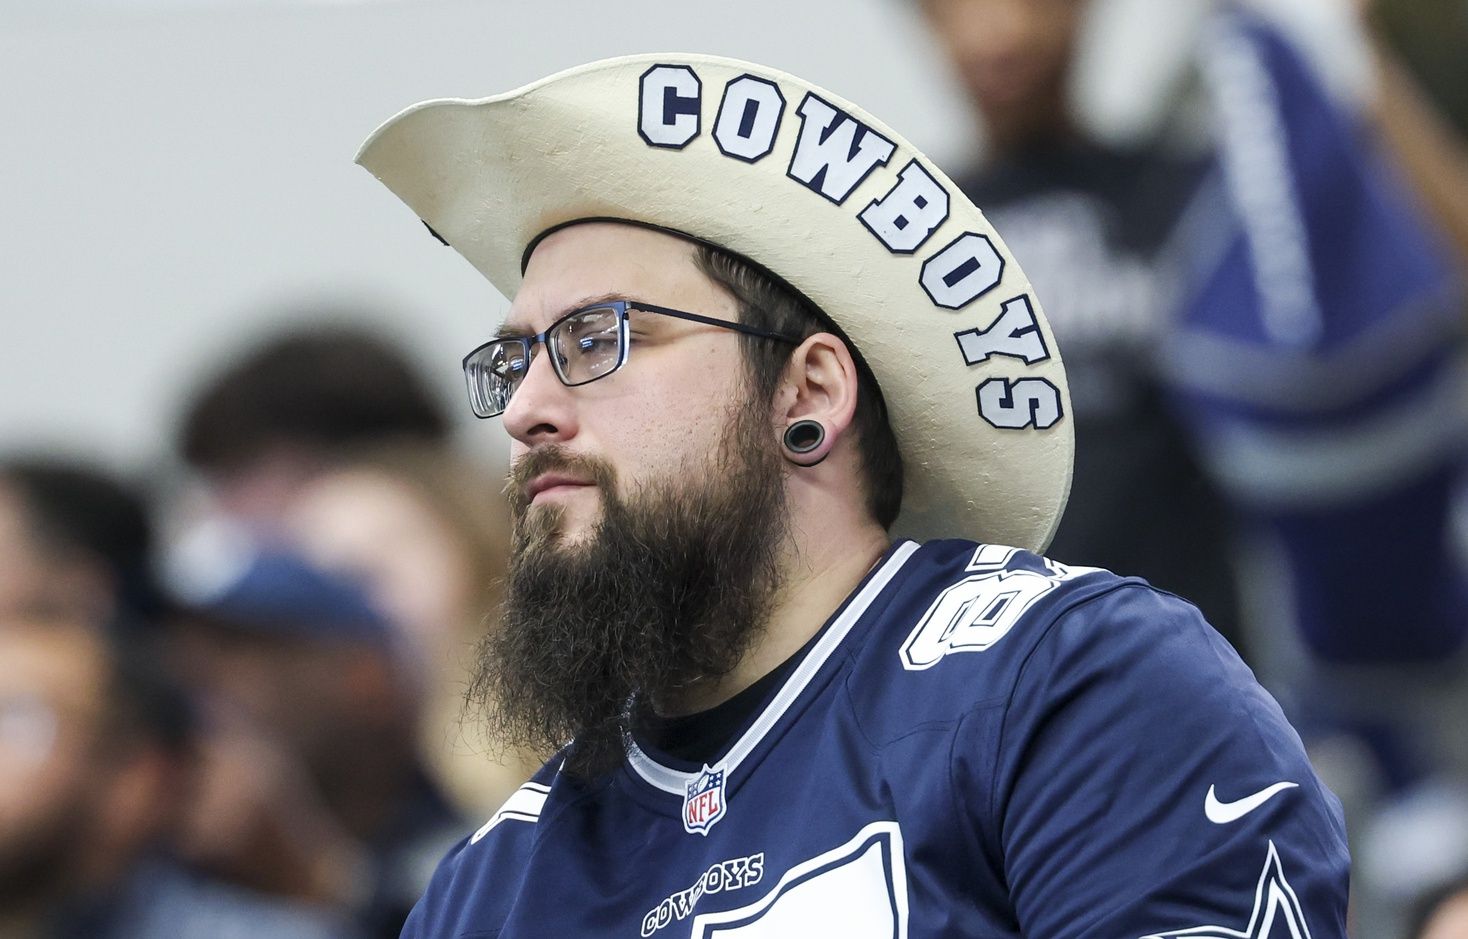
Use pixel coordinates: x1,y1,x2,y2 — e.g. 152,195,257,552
461,299,801,418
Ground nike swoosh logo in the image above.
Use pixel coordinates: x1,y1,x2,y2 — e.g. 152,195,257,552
1205,781,1299,824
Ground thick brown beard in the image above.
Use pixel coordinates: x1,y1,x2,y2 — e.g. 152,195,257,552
466,403,789,779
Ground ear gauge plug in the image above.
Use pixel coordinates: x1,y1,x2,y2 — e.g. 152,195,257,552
782,419,828,466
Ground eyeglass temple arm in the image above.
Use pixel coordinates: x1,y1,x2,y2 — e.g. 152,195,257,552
631,302,802,344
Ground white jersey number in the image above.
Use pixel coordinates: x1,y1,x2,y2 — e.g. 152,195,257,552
900,553,1096,670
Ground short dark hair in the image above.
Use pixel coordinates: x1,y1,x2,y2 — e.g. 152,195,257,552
178,325,450,474
693,245,904,529
0,458,163,621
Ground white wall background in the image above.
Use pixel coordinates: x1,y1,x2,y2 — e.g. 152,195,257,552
0,0,1362,475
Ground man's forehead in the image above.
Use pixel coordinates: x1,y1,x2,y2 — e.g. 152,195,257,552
500,290,625,334
504,222,718,329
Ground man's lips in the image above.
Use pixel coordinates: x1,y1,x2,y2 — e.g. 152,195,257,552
526,473,595,503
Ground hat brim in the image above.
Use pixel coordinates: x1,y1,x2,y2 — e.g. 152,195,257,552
357,53,1072,552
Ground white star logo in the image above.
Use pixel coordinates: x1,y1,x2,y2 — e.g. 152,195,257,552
1140,842,1312,939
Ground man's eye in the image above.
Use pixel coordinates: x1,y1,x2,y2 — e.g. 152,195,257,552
576,335,619,354
495,358,527,378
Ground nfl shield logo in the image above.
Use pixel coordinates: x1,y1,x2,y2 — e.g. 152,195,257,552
683,764,727,835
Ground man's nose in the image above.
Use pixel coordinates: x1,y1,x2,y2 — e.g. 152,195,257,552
501,345,579,445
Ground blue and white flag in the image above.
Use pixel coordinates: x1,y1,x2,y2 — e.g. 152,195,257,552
1165,8,1468,662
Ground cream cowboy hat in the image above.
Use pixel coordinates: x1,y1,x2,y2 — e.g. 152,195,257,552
357,53,1072,552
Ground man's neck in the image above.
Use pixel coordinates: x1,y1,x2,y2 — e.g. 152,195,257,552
663,516,891,716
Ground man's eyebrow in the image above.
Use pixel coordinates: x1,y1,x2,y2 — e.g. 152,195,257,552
497,292,634,337
495,322,534,339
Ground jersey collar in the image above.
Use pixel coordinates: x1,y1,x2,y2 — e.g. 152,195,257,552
625,540,920,795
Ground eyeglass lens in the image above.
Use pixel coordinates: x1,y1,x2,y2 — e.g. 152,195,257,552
553,306,622,384
465,305,625,417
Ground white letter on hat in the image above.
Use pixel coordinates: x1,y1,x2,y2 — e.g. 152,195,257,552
787,93,896,204
714,75,786,163
920,233,1005,309
953,295,1050,365
858,160,950,254
977,378,1063,430
639,65,702,149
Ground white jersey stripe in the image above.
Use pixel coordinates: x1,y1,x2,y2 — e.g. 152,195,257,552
470,782,552,844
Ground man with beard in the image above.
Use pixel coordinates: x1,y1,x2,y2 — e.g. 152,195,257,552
357,55,1349,937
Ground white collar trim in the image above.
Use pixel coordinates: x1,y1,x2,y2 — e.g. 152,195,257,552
627,540,919,795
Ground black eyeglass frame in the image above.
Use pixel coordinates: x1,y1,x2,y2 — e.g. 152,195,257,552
461,299,803,419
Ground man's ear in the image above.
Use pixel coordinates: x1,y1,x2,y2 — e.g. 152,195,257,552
775,333,860,466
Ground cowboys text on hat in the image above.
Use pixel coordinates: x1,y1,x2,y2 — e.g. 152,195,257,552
638,64,1062,432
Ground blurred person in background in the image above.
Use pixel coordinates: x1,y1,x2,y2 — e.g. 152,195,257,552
284,443,539,818
918,0,1244,652
918,0,1468,932
915,0,1468,670
166,549,463,938
163,320,520,935
174,322,450,534
0,616,353,938
0,458,164,629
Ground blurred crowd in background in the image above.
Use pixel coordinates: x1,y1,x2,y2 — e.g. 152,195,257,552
3,0,1468,937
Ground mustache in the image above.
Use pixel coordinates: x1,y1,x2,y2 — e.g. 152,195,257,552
506,446,617,514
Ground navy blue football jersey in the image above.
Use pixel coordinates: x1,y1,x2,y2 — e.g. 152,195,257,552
404,540,1349,938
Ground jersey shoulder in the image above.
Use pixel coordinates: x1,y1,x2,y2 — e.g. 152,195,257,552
400,759,562,938
845,538,1210,743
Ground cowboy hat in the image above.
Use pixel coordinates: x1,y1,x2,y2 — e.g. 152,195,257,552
357,53,1072,552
